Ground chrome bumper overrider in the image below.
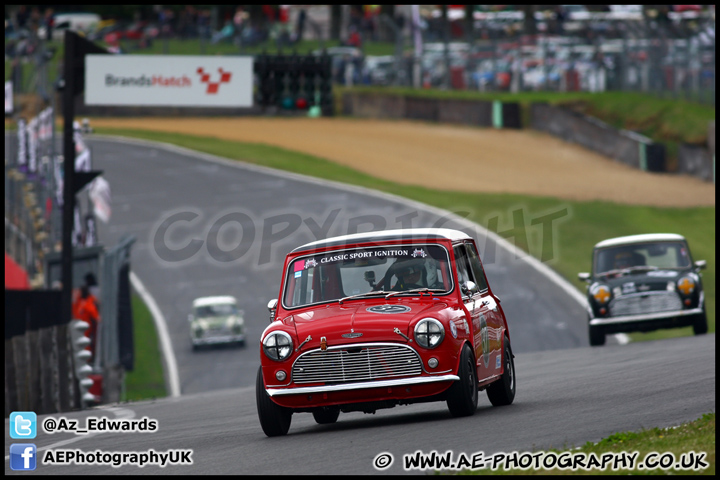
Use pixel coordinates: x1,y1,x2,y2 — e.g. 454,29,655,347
266,374,459,397
589,307,703,326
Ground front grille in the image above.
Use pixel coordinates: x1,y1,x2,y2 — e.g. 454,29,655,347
610,292,682,317
292,343,423,384
205,326,229,335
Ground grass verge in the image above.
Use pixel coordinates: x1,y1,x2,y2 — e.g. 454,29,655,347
124,293,167,401
339,87,716,167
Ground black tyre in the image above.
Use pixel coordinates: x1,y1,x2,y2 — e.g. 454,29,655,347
446,345,478,417
312,407,340,425
487,335,516,407
256,367,292,437
589,323,605,347
693,308,708,335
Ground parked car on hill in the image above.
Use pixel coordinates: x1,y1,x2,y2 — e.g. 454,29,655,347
578,233,707,346
256,228,515,436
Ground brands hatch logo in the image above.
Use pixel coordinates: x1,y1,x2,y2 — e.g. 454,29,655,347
196,67,232,94
104,66,232,94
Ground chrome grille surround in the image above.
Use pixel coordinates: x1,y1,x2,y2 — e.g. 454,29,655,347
609,291,683,317
292,342,423,384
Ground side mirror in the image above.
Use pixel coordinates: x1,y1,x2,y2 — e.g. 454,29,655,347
694,260,706,271
267,299,278,322
578,272,591,282
461,281,477,297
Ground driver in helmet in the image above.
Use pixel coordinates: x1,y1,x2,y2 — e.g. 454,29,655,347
391,258,425,291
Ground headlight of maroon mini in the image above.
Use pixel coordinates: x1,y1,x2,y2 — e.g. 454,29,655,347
262,331,293,361
414,318,445,349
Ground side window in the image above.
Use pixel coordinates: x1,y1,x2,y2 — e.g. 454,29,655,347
453,245,479,295
465,242,489,292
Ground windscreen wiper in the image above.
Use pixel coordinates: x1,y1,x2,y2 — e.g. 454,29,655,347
338,290,388,305
624,265,659,273
385,288,446,299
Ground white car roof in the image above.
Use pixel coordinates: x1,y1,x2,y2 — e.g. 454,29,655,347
292,228,471,253
594,233,686,249
193,296,237,307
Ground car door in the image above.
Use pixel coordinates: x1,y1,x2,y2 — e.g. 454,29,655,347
453,243,494,382
464,241,504,378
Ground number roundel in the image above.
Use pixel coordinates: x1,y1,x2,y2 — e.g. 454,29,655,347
366,305,412,314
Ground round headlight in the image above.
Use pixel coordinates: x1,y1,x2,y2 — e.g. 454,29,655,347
262,331,293,361
414,318,445,349
677,276,695,296
591,284,611,305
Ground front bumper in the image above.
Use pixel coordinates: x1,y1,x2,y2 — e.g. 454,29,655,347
266,374,459,397
589,307,702,333
192,334,245,346
266,374,459,409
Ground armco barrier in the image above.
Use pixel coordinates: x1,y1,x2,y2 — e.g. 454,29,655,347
530,103,666,173
709,121,715,157
437,98,492,126
341,91,405,119
404,96,438,122
5,290,79,415
342,91,521,129
677,144,714,182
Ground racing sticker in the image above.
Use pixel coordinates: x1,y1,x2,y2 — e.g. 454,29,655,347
480,314,490,368
366,305,412,314
412,248,428,258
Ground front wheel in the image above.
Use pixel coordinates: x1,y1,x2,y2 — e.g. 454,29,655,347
256,367,292,437
486,335,516,406
589,323,605,347
446,345,478,417
693,308,708,335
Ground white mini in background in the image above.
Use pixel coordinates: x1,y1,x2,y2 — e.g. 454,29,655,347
189,296,245,351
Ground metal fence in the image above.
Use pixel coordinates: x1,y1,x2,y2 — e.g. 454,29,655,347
5,26,136,410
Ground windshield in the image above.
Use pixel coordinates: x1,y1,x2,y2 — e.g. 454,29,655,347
195,304,238,317
594,241,691,275
283,244,452,308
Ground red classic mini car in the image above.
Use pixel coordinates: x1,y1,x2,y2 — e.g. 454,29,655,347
256,228,515,436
